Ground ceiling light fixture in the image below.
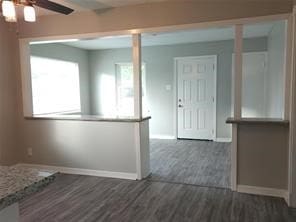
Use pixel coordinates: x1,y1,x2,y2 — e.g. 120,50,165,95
2,0,16,22
4,15,17,22
24,3,36,22
1,0,74,23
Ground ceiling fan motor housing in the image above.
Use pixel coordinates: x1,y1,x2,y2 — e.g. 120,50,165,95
4,0,75,13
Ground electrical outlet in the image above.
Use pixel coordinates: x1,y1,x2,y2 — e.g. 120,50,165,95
27,147,33,157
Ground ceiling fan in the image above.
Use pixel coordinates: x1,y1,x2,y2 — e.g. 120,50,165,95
1,0,74,23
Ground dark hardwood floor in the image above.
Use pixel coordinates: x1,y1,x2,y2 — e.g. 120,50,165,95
149,139,230,188
20,174,296,222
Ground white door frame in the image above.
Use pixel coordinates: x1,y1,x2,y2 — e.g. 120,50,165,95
174,55,217,140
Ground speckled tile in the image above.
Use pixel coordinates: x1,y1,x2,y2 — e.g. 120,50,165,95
0,166,56,210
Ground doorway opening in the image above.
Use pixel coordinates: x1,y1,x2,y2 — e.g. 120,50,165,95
141,26,234,189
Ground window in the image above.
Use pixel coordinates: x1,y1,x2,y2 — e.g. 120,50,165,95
116,63,147,116
30,56,81,115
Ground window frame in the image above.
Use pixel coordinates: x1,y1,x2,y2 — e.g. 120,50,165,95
29,55,82,115
115,62,147,116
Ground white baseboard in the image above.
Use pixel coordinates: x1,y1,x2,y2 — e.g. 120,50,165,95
150,135,232,142
16,163,138,180
214,138,232,142
237,185,289,203
150,134,176,139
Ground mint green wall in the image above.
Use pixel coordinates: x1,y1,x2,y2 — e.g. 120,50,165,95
89,38,267,139
30,38,267,139
266,21,286,118
88,48,132,115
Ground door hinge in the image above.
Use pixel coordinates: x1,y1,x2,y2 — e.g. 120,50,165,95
213,64,215,71
212,129,214,135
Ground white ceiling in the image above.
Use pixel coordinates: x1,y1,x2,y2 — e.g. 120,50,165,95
31,0,292,16
59,22,274,50
34,0,169,16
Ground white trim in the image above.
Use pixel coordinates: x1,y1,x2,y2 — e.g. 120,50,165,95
174,55,217,141
237,185,289,203
214,138,232,143
150,134,176,139
134,122,142,180
16,163,138,180
150,135,231,142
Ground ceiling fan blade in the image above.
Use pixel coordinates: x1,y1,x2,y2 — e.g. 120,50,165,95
34,0,74,15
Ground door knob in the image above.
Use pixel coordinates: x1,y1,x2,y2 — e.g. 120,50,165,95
178,105,183,108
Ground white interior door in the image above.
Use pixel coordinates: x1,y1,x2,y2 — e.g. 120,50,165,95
176,56,216,140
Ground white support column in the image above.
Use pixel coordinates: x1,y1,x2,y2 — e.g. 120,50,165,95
231,24,243,191
134,122,142,179
288,6,296,208
132,34,142,119
234,25,243,119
